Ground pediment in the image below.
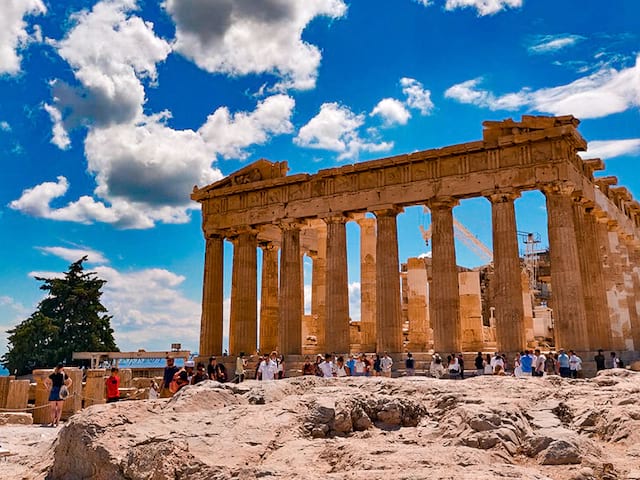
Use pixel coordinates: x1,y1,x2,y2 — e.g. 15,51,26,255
195,159,288,194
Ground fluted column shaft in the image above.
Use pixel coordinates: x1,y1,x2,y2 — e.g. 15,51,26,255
259,243,279,353
628,249,640,350
311,225,327,353
229,230,258,356
544,185,589,350
200,233,224,356
358,217,377,351
324,215,350,353
428,198,461,353
375,208,403,352
279,222,303,354
406,257,429,351
596,219,625,349
488,191,525,352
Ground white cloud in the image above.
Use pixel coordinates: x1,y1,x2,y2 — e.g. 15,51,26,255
43,103,70,149
0,0,46,75
444,55,640,119
580,139,640,160
348,282,361,322
0,121,11,131
444,0,523,16
164,0,347,91
413,0,433,6
528,34,585,55
199,94,295,159
295,102,393,160
370,98,411,126
401,77,435,115
37,246,109,265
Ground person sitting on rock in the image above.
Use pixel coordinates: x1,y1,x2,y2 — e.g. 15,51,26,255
175,370,189,391
191,363,208,385
490,352,505,375
302,356,314,376
447,354,460,379
207,356,227,383
430,354,445,379
159,357,179,398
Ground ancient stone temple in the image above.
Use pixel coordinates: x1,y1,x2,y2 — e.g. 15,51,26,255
191,115,640,357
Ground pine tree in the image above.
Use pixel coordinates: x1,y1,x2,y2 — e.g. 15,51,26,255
2,257,118,375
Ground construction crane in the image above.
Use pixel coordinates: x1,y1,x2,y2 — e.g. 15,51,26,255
419,208,493,264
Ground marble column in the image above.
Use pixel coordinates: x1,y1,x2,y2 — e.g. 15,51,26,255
544,185,589,351
357,217,377,351
200,233,224,356
427,198,461,354
311,225,327,353
596,219,625,349
487,191,525,353
229,229,258,356
324,214,350,353
259,242,279,354
619,242,638,350
628,248,640,350
574,204,611,350
279,222,303,355
374,207,403,353
406,257,429,351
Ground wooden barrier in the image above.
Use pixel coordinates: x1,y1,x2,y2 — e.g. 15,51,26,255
5,380,30,411
32,369,52,424
84,369,106,407
0,376,15,409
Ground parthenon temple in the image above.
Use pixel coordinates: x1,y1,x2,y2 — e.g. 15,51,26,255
191,115,640,358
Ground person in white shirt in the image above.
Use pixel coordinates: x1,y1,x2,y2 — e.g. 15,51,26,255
380,352,393,378
258,351,278,380
319,353,334,378
430,353,445,379
354,355,366,376
568,350,582,378
490,353,505,375
533,349,546,377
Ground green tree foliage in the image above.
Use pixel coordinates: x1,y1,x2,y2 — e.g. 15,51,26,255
2,257,118,375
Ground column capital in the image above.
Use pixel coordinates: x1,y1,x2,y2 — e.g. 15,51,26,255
484,189,521,204
279,218,306,231
258,241,279,252
541,181,577,197
321,213,349,225
372,205,404,218
204,230,226,240
425,196,459,211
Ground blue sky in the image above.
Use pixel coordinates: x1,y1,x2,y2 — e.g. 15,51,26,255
1,0,639,365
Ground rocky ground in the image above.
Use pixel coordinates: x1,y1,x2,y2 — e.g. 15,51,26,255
2,369,640,480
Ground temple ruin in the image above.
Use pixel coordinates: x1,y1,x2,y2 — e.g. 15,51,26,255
191,115,640,357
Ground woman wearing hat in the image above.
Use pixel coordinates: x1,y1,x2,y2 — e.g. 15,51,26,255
44,364,72,427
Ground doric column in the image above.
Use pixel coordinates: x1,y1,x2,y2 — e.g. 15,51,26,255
574,204,611,349
543,184,589,351
374,207,403,352
406,257,429,351
200,233,224,356
279,221,303,355
259,242,279,354
619,241,637,350
324,214,350,353
229,229,258,356
310,225,327,353
357,217,377,351
426,198,461,354
487,190,525,353
628,248,640,350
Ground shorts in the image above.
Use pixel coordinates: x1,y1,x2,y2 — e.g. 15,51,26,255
48,386,61,402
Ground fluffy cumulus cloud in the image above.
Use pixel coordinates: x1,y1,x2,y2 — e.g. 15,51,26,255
0,0,46,75
580,139,640,160
527,34,585,55
164,0,347,90
444,0,522,16
295,103,393,160
401,77,435,115
36,246,108,264
445,55,640,119
370,98,411,126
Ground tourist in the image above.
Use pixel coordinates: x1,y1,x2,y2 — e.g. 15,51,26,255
363,354,372,376
484,354,493,375
594,349,606,372
373,354,382,376
277,355,285,379
405,352,416,376
208,356,227,382
513,353,522,377
148,379,159,399
430,353,445,378
314,354,324,376
354,355,366,376
533,349,546,377
319,353,334,378
457,353,465,379
335,356,349,377
568,350,582,378
175,370,189,391
258,352,278,380
490,352,504,374
609,351,622,369
557,349,570,378
184,361,195,383
381,352,393,378
191,363,208,385
545,352,557,375
302,356,314,376
105,367,120,403
474,352,484,376
235,353,247,383
44,364,71,427
159,357,179,398
493,364,506,376
520,350,533,376
346,354,357,376
447,354,460,379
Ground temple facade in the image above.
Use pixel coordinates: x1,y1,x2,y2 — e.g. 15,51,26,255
191,116,640,357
